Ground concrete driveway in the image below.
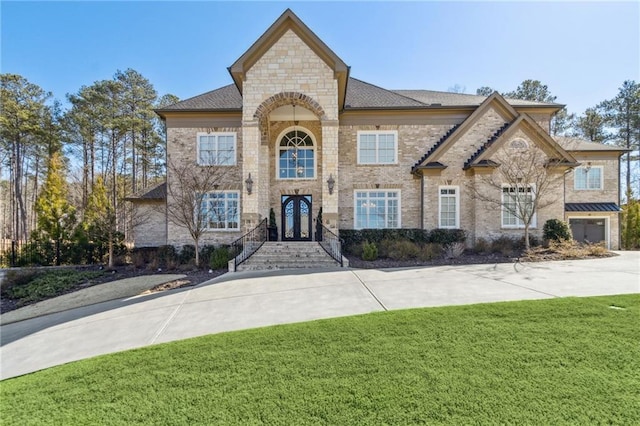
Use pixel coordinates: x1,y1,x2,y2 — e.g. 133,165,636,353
2,252,638,380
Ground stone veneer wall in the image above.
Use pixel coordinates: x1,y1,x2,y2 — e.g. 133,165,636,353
338,123,456,230
132,201,167,247
241,29,340,228
165,126,244,247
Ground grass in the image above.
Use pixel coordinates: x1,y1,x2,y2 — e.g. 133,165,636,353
2,270,105,307
2,294,639,425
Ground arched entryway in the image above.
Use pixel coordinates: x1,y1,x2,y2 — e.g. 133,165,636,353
281,195,312,241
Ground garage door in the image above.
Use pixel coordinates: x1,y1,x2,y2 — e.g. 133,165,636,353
569,218,605,244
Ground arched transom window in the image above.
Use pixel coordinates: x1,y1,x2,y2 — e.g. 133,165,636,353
278,129,315,179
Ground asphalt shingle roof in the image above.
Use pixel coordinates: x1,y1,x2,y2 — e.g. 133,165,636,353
565,202,621,212
157,78,564,113
393,90,562,107
157,84,242,111
126,182,166,201
554,136,628,152
343,78,427,109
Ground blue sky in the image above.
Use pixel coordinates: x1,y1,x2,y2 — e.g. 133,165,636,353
2,1,638,115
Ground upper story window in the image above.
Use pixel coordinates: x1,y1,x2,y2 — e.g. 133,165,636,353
354,191,400,229
357,131,397,164
502,185,536,228
197,133,236,166
200,191,239,231
438,186,459,229
278,128,315,179
575,166,603,190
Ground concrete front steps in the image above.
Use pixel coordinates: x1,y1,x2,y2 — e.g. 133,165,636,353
236,242,343,271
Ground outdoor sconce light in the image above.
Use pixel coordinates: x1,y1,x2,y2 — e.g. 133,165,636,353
245,173,253,195
327,174,335,195
585,162,592,172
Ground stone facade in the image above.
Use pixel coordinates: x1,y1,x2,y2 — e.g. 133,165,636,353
149,9,623,252
131,201,167,247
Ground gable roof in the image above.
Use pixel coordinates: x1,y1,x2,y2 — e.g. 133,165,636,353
465,113,577,169
412,92,519,171
228,9,350,109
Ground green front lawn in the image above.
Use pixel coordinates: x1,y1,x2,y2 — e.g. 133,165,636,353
2,295,639,425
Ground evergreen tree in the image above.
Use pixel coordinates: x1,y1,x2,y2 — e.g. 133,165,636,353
621,192,640,249
84,176,116,267
573,107,608,144
34,151,76,265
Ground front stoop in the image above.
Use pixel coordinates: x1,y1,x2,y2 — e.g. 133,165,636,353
236,242,343,271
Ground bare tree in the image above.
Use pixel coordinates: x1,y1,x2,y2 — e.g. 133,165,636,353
165,158,231,266
468,145,566,249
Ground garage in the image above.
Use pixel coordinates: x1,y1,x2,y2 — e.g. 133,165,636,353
569,218,606,244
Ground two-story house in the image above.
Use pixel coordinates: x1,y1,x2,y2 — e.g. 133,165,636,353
129,9,625,252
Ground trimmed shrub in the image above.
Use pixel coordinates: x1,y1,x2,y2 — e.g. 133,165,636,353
361,241,378,261
543,219,573,242
210,247,231,270
179,245,196,265
428,228,466,245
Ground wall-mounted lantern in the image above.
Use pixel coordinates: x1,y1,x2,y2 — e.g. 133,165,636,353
327,174,335,195
245,173,253,195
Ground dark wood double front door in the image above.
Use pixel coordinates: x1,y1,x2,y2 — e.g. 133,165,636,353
281,195,312,241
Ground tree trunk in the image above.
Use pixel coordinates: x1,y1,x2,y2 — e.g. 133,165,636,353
195,237,200,267
523,224,531,251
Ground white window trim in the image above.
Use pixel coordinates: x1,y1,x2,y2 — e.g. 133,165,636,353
275,126,317,181
353,190,402,230
574,166,604,190
196,132,237,166
566,215,610,249
438,185,460,229
501,184,537,229
201,190,240,232
357,130,398,165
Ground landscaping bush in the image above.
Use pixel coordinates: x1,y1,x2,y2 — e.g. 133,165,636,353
179,245,196,265
340,228,436,254
4,270,105,307
210,247,231,270
387,240,421,260
543,219,573,242
419,243,443,261
490,236,518,256
474,238,490,254
361,241,378,261
444,242,466,259
525,239,611,260
428,228,466,245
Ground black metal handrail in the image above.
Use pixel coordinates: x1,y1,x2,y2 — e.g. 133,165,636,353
318,224,343,267
230,218,267,269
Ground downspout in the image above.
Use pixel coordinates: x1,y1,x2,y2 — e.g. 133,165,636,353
420,173,424,229
618,154,622,250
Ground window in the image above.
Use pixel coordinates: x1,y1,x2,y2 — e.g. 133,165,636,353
278,128,315,179
197,133,236,166
502,185,535,228
510,138,528,149
575,166,603,190
354,191,400,229
439,186,459,228
200,191,239,230
357,131,397,164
